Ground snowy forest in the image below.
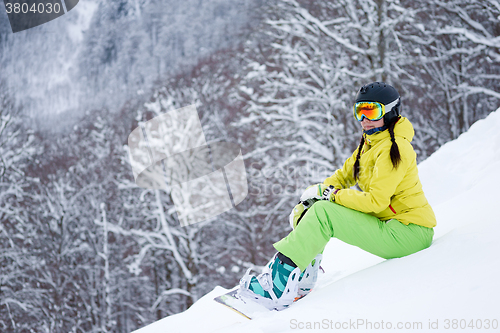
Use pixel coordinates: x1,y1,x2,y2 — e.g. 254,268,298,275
1,0,499,332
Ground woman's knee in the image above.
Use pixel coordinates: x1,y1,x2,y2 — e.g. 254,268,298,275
309,200,340,220
311,199,333,210
304,200,338,235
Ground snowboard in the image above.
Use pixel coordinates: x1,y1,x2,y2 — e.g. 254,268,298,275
214,289,307,320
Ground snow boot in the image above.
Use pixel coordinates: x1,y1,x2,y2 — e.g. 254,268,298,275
238,252,301,310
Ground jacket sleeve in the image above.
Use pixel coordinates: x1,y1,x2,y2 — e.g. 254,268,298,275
323,149,357,189
334,141,413,214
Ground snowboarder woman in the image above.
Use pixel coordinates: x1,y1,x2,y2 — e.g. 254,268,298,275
238,82,437,310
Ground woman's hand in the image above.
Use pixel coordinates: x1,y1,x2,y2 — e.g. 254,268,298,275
300,184,338,202
290,184,339,229
321,185,339,202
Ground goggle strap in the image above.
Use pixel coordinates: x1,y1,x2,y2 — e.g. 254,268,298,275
384,98,399,114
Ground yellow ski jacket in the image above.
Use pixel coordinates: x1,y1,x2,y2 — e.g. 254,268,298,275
324,117,436,228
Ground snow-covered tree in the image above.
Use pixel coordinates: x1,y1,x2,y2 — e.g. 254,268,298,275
0,84,37,332
400,0,500,156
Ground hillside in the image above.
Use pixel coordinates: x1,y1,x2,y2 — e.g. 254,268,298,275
135,109,500,333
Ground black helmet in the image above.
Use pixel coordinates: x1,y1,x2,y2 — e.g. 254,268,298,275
354,82,401,124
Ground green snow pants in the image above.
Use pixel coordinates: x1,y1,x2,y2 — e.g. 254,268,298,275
274,201,434,271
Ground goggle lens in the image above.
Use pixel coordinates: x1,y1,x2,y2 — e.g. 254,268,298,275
353,102,384,121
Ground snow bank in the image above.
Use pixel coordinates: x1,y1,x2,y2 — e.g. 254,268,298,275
133,109,500,333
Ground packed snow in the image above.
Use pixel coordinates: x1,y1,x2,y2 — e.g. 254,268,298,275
133,109,500,333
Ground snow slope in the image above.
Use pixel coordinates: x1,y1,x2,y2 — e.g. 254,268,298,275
134,109,500,333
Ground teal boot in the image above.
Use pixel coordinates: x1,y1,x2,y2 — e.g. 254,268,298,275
238,253,301,310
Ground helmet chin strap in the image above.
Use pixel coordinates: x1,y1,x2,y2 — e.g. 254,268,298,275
363,125,388,135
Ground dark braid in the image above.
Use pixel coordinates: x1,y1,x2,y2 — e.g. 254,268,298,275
388,119,401,169
353,136,365,180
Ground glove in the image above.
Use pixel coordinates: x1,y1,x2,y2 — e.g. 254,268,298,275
300,184,339,203
321,185,339,202
289,202,306,229
300,183,326,202
289,198,320,229
291,184,339,229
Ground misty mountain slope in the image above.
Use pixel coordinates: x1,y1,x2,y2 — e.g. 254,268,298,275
133,108,500,333
0,0,263,122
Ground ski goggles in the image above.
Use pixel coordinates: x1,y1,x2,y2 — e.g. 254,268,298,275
353,98,399,122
